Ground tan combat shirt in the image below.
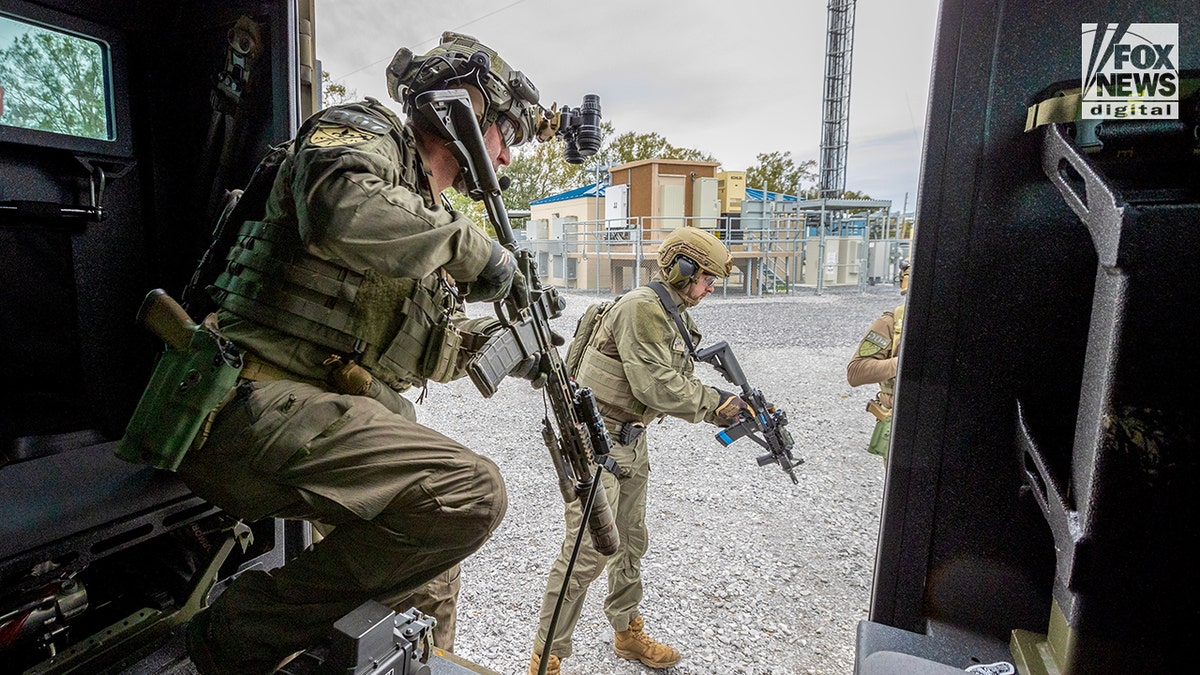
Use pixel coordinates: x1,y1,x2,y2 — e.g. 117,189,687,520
847,304,904,408
575,283,721,426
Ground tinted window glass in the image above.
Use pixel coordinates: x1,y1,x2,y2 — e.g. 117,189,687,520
0,14,111,141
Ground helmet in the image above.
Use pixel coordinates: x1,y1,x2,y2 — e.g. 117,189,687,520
899,260,911,295
386,31,542,147
657,227,733,288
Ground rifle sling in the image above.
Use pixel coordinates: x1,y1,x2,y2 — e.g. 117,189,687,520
648,281,697,359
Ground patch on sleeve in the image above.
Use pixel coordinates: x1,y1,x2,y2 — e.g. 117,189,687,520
857,330,891,357
319,108,390,134
307,124,378,147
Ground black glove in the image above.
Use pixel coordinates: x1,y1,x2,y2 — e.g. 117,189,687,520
509,268,529,305
713,388,749,427
462,241,516,303
509,351,546,389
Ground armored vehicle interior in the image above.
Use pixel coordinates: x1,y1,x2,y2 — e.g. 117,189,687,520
856,1,1200,674
1,1,315,672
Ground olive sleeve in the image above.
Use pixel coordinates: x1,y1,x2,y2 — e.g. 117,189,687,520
290,134,494,282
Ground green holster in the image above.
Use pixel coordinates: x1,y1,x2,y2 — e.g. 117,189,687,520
867,418,892,458
117,326,244,471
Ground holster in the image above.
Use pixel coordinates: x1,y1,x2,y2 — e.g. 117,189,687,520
116,325,243,471
617,421,645,446
866,397,892,422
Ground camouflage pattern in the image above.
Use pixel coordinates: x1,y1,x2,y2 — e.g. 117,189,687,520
533,281,722,659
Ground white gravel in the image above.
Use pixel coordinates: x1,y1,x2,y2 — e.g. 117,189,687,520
412,285,901,675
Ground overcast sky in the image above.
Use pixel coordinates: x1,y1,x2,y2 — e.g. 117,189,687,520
313,0,942,212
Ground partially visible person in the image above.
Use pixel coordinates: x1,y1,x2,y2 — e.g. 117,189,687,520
528,227,749,675
847,261,910,464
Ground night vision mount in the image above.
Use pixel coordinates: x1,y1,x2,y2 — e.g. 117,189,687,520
411,47,603,166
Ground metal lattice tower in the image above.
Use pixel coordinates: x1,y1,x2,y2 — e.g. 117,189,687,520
818,0,856,199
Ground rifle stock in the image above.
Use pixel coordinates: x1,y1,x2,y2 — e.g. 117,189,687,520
697,341,803,484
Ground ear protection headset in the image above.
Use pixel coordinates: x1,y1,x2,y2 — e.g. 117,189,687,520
665,254,699,289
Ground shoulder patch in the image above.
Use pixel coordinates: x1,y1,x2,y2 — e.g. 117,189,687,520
858,330,891,357
308,124,378,148
319,107,390,135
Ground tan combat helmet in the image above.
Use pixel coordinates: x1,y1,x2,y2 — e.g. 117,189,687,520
385,31,542,147
658,227,734,288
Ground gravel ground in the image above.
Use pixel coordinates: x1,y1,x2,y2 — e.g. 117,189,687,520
412,284,902,675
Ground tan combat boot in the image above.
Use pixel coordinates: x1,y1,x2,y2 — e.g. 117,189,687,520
613,616,681,669
528,649,561,675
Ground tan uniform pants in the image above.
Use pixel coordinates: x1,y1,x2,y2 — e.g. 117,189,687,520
179,380,505,673
533,432,649,659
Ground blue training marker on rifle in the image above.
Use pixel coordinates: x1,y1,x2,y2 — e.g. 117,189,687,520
717,430,733,446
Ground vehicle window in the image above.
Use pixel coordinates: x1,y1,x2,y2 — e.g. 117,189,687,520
0,13,112,141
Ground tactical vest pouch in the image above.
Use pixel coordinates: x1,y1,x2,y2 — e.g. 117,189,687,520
380,281,460,384
422,314,463,383
117,327,244,471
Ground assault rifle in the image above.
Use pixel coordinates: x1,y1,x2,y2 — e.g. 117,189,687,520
411,85,619,556
696,341,802,484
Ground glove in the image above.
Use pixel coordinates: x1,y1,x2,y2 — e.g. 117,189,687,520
462,241,516,303
509,351,546,389
713,388,749,427
509,268,529,305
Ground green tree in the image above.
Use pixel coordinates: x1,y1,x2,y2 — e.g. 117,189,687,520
745,151,817,195
502,125,718,210
0,27,106,138
601,130,717,165
502,136,593,211
443,190,493,237
321,70,357,107
501,120,616,211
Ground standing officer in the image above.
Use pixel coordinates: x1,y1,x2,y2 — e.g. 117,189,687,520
179,32,547,674
528,227,749,675
847,260,910,463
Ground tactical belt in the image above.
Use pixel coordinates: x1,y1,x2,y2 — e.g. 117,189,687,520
595,414,645,446
239,352,326,389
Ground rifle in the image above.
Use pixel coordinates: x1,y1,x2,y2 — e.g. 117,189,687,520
695,341,802,484
411,87,619,556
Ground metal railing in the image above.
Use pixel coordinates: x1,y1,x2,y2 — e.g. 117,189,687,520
523,214,908,296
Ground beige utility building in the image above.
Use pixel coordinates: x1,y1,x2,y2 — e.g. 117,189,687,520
525,159,892,294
